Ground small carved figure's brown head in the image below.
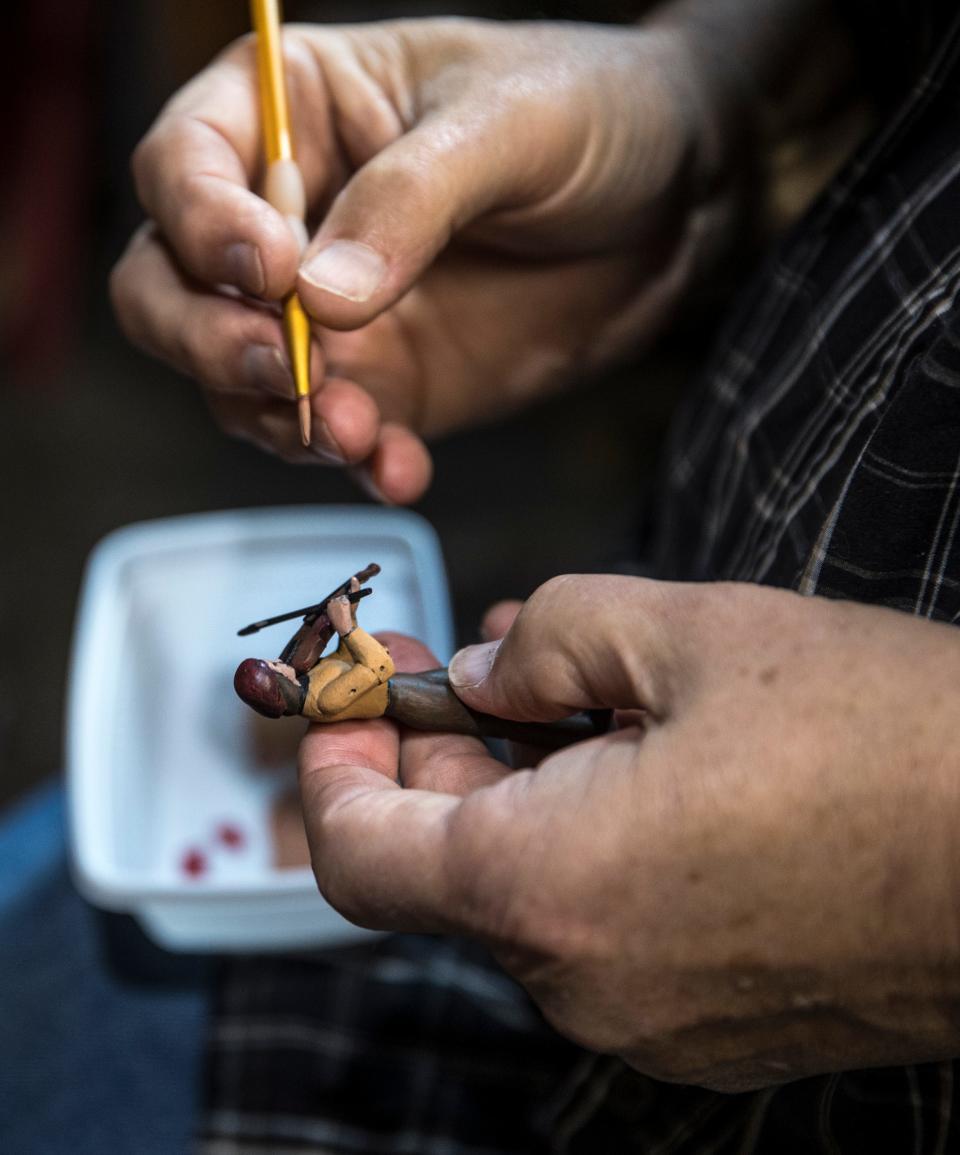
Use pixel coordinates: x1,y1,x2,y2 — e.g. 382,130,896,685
234,658,304,718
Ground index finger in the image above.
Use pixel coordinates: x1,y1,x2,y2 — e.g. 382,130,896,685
299,747,532,936
132,39,300,297
298,759,461,932
298,633,512,931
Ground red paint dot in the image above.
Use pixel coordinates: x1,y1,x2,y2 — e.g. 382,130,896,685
181,849,207,878
216,823,246,850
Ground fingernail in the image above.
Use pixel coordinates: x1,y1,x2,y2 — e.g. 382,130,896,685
448,641,501,690
224,241,265,296
242,344,294,398
310,418,346,465
300,241,386,302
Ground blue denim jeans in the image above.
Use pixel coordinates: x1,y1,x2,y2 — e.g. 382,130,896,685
0,781,209,1154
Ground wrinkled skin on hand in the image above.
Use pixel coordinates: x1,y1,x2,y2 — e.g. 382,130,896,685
110,18,746,502
298,577,960,1091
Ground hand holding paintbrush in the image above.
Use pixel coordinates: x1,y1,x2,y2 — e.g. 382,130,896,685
113,19,712,501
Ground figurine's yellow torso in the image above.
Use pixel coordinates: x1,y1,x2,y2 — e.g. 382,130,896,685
302,627,395,722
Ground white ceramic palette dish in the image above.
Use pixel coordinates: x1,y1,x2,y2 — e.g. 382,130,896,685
67,506,453,952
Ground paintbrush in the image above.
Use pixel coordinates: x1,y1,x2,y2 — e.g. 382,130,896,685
250,0,313,447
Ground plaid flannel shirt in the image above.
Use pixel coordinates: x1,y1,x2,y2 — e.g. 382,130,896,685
201,3,960,1151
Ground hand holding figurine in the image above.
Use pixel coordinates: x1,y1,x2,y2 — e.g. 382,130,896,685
298,575,960,1091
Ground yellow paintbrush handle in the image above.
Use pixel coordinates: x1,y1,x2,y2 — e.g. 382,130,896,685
251,0,291,163
251,0,313,446
266,160,312,443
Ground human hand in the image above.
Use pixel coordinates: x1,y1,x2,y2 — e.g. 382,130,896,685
111,16,747,502
298,576,960,1090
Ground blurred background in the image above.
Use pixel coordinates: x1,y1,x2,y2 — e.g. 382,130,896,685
0,0,708,810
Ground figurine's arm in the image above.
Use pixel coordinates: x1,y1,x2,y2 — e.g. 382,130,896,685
340,626,395,681
301,593,396,722
312,627,396,717
326,587,385,673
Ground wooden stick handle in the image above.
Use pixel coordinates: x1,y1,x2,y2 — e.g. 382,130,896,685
385,669,612,750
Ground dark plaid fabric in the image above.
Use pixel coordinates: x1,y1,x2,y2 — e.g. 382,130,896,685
655,3,960,609
201,4,960,1152
200,937,602,1154
837,0,959,106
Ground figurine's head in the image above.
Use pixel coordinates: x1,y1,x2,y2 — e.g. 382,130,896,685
234,658,305,718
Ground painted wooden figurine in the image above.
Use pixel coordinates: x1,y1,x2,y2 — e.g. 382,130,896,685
234,564,391,723
234,565,610,749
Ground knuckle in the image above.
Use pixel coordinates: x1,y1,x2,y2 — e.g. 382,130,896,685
165,174,222,266
192,311,244,390
108,249,152,351
502,574,588,680
536,998,624,1055
522,573,594,627
188,306,256,394
443,776,557,950
177,171,213,215
373,155,435,215
507,578,560,641
311,857,365,926
176,308,211,381
443,788,526,939
537,990,683,1065
218,305,257,356
131,121,215,240
130,130,162,207
306,794,371,926
214,31,257,64
107,257,135,334
530,572,578,609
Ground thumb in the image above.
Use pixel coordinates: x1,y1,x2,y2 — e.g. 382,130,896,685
296,112,516,330
448,575,692,722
